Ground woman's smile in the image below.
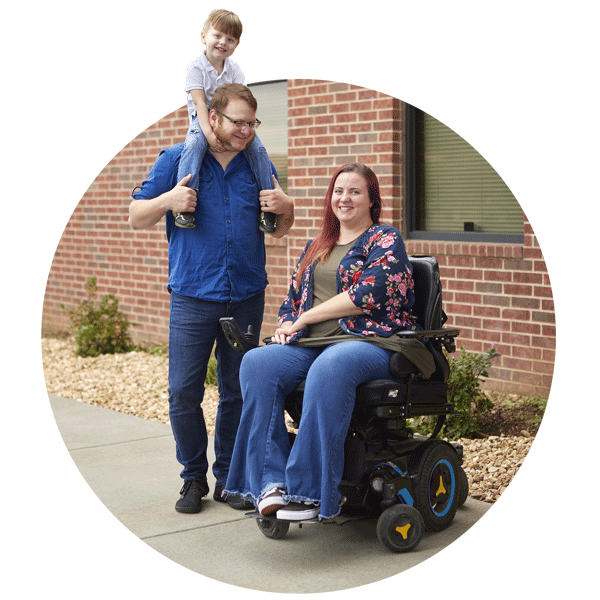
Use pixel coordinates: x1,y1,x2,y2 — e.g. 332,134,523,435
331,172,373,230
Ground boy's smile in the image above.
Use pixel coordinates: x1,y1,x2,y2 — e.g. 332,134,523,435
202,27,239,67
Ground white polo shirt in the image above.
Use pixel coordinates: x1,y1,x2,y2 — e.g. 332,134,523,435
184,53,246,120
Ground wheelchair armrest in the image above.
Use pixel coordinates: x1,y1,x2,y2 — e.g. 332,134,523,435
219,317,259,354
396,328,460,340
396,327,460,353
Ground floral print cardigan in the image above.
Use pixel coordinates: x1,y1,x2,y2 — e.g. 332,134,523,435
278,225,420,343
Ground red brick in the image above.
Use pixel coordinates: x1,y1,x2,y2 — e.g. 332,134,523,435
41,79,554,397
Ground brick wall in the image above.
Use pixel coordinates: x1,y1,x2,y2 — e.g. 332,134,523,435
406,217,555,395
43,107,189,345
262,80,405,331
43,79,555,397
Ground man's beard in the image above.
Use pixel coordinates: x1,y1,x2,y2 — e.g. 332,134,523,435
213,122,255,152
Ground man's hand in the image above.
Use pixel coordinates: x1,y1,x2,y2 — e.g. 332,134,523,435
128,174,197,230
259,176,290,214
259,176,295,238
168,174,197,214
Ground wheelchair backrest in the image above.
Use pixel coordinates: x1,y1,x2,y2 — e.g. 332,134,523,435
408,255,452,382
408,255,445,330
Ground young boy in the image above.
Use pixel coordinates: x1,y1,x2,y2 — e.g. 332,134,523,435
175,9,276,232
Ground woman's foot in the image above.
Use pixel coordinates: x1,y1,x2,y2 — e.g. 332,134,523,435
276,502,319,521
257,488,288,516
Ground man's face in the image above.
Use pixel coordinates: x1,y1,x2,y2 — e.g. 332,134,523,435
210,98,257,153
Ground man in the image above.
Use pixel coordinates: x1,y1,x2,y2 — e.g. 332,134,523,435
129,84,294,513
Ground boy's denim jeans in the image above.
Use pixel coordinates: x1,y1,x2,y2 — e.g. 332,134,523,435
224,341,394,519
168,290,265,486
178,116,271,191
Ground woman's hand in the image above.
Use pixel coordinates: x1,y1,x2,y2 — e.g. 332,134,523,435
276,313,312,344
273,293,363,344
272,321,298,345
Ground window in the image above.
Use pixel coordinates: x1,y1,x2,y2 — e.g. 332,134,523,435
405,104,523,243
248,80,288,192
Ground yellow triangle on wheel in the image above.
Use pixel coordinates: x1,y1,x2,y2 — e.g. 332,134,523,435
395,523,411,540
436,475,446,497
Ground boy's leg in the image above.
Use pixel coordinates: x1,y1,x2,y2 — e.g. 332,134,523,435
174,117,208,228
243,135,277,233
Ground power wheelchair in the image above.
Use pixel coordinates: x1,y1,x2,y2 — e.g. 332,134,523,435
219,255,466,553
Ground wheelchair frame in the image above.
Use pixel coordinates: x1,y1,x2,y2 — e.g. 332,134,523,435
219,255,466,553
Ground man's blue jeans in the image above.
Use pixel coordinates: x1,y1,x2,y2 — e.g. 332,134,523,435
168,290,265,486
224,341,394,519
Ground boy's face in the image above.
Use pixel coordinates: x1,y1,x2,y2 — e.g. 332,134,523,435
201,27,239,63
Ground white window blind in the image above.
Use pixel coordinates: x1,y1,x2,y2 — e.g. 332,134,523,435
417,112,522,234
248,80,288,192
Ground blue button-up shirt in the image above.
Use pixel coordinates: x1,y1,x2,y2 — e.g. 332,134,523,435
132,143,270,303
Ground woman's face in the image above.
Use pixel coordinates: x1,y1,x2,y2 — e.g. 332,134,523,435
331,171,373,231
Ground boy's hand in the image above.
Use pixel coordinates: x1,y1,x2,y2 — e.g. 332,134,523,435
206,130,227,153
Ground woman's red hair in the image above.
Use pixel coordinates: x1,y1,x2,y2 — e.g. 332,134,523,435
294,163,382,286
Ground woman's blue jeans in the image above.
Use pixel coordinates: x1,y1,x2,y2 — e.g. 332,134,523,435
168,290,265,486
224,341,394,519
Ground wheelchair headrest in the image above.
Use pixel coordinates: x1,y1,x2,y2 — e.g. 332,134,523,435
408,255,445,330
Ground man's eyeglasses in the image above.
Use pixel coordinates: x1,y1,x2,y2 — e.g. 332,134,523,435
216,111,261,130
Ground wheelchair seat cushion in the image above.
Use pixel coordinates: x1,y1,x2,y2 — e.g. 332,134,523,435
288,376,448,411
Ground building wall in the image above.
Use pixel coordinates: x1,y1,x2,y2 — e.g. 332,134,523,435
43,107,187,344
43,80,555,397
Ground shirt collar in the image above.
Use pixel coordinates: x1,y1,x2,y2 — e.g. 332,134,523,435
200,51,230,75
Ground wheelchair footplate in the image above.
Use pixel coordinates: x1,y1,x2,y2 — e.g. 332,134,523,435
245,510,360,526
247,507,424,552
245,510,320,525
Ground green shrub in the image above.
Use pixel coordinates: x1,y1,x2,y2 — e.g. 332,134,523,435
446,345,498,438
61,276,135,357
206,350,218,386
415,345,499,440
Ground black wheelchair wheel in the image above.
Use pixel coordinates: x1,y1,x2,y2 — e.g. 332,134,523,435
256,518,290,540
457,465,469,507
410,440,460,531
376,504,424,553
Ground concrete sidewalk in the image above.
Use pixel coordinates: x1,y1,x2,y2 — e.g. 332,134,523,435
49,393,492,594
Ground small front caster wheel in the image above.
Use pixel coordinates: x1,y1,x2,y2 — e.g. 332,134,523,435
376,504,424,553
257,518,290,540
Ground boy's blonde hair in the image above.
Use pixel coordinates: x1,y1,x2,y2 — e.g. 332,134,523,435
202,9,243,40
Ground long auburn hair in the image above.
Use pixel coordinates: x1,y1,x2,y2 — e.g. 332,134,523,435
294,163,383,286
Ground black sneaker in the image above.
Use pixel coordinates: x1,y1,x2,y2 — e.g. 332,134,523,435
213,484,254,510
175,480,209,513
173,211,195,228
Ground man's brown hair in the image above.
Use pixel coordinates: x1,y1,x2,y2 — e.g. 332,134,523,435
209,83,258,113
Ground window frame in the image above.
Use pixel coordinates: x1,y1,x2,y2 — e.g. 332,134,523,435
404,103,524,244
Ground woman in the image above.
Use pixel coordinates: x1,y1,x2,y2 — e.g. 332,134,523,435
224,163,435,520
